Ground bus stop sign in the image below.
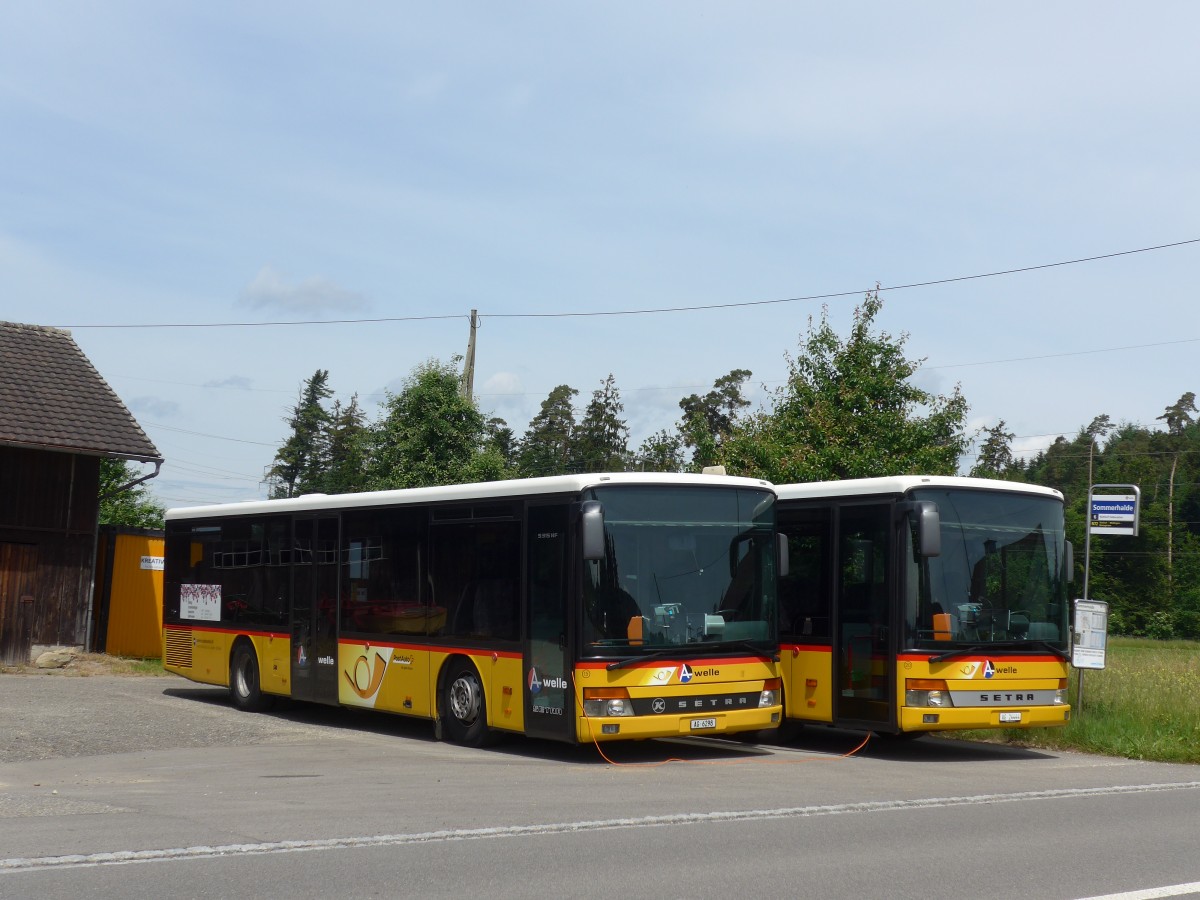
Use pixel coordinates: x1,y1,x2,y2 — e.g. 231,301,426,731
1089,491,1139,537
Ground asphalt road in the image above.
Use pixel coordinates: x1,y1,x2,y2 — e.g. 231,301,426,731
2,673,1200,900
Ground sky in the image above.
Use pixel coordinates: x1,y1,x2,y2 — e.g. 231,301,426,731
3,3,1197,509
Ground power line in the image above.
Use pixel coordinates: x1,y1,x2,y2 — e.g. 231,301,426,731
55,237,1200,330
927,336,1200,370
143,420,277,447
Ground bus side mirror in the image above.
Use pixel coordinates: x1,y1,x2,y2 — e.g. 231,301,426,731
917,502,941,557
580,501,605,560
899,501,941,557
1065,540,1074,581
778,533,790,578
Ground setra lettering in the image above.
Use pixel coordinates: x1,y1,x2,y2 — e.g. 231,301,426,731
981,693,1033,703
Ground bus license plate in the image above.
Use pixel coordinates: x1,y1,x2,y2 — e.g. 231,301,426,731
999,712,1022,724
691,717,717,730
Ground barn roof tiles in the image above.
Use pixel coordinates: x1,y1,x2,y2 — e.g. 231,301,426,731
0,322,162,461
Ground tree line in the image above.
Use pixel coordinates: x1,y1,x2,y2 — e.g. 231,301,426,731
973,394,1200,640
265,290,971,496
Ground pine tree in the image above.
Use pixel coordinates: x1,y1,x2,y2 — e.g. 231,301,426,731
517,385,578,477
267,369,333,498
322,394,368,494
571,374,630,472
679,368,752,470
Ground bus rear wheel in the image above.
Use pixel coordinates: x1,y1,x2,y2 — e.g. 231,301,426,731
230,642,273,712
442,660,492,747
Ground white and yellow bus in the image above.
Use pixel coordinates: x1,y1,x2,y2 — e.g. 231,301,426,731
776,476,1072,737
163,473,783,747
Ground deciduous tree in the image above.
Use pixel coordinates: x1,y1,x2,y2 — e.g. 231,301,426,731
364,359,490,489
970,420,1016,479
99,459,165,528
721,290,969,482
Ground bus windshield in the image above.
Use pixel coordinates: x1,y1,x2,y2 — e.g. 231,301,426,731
904,488,1070,653
581,486,777,656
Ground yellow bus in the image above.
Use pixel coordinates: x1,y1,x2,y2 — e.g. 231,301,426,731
163,473,783,747
776,476,1072,737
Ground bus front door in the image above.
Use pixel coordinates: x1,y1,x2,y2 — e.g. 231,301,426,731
524,504,575,742
291,516,340,705
834,503,894,728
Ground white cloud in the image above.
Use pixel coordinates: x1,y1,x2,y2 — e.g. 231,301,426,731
203,376,254,390
129,396,181,418
239,266,369,316
477,371,528,424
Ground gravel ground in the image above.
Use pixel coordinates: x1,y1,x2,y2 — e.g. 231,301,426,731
0,663,362,764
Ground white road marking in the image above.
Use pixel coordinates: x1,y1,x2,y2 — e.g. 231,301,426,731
1076,883,1200,899
3,780,1199,873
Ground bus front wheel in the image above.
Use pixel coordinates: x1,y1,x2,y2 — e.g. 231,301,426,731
441,660,492,747
230,642,273,712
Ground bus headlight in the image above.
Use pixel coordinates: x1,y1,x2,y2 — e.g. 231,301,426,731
906,679,951,708
583,687,634,717
759,678,781,708
1054,679,1067,705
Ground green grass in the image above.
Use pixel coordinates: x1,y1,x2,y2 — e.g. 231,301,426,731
66,653,168,677
123,656,167,676
949,636,1200,763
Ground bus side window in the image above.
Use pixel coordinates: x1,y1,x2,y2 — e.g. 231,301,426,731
779,516,831,640
442,521,520,641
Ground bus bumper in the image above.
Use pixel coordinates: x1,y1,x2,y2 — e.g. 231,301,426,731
899,704,1072,732
576,705,783,743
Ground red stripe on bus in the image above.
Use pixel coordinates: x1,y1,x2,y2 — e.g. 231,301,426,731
167,625,523,660
166,624,287,639
337,639,521,659
575,655,769,670
782,643,833,654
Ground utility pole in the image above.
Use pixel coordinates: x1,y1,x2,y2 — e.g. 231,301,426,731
459,309,478,400
1168,454,1177,587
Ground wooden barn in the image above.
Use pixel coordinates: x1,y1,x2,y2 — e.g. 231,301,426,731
0,322,162,665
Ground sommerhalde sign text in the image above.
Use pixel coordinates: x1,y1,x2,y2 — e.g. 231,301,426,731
1089,493,1139,536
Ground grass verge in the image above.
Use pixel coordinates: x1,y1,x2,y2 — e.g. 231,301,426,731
0,652,167,677
948,636,1200,764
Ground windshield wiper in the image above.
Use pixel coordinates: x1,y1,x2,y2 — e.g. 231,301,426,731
605,640,778,670
1023,640,1070,660
931,641,1069,663
929,645,989,663
606,648,684,671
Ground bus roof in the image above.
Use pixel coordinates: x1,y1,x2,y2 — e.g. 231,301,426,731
775,475,1063,503
165,471,776,521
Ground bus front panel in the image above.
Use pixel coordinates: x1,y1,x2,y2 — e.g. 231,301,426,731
575,657,781,742
574,484,783,742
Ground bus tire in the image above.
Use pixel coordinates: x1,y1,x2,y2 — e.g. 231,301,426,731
441,659,492,747
230,641,273,713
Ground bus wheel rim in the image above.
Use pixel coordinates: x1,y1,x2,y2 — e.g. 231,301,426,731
449,674,481,724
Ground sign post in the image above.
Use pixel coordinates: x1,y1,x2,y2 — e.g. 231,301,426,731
1078,484,1139,708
